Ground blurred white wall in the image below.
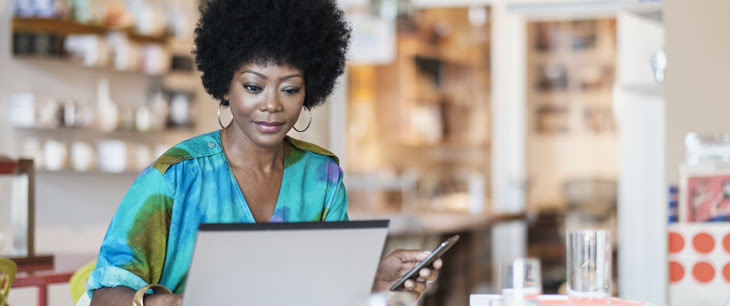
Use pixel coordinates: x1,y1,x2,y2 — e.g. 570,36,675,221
664,0,730,184
613,3,665,304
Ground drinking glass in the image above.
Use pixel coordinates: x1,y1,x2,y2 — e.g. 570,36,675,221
500,257,542,306
566,230,612,305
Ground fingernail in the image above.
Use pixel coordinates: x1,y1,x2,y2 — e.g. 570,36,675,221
405,280,413,288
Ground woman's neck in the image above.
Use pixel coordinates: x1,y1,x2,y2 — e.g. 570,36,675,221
220,127,284,174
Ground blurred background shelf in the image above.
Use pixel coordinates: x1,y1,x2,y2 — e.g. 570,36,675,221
12,17,170,44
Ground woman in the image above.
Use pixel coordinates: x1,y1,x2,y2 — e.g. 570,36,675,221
88,0,441,305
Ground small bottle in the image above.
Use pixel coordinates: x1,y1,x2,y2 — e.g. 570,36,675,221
96,78,120,132
135,104,151,132
148,90,169,131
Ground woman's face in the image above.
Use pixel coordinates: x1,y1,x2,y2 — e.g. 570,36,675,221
226,62,306,149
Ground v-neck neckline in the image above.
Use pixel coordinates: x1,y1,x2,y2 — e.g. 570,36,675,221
216,130,288,223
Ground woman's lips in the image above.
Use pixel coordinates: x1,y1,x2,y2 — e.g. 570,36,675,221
254,121,285,133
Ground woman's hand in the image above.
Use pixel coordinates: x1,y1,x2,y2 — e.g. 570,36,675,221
144,293,183,306
372,249,442,302
91,287,182,306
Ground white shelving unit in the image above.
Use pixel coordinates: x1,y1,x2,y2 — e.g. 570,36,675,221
613,1,666,304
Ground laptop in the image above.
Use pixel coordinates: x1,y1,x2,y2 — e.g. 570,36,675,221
181,220,390,306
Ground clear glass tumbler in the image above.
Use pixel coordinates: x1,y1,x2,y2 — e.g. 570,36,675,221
500,257,542,306
566,229,612,305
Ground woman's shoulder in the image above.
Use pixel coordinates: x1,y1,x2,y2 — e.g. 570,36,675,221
152,131,223,174
284,136,339,165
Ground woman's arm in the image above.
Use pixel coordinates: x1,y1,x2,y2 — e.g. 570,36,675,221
88,169,177,303
91,287,182,306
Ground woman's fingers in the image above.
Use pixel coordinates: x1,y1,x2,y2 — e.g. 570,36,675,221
432,258,443,270
419,267,439,282
404,279,428,294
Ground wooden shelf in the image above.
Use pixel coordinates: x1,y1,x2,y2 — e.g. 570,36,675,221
13,17,106,35
12,17,173,75
12,17,169,44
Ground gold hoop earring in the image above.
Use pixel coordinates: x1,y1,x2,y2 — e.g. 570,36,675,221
218,103,231,129
293,108,312,132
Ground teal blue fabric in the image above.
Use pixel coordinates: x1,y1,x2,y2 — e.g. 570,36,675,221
87,130,349,297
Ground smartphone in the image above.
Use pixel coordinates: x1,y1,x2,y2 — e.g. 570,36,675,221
389,235,460,291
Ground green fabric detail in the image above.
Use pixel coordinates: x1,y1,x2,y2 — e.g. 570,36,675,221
153,147,193,174
319,207,329,221
285,136,339,165
284,141,305,166
174,275,186,294
123,193,172,284
307,210,324,222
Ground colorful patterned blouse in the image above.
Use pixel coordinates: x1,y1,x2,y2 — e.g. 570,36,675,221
87,131,349,297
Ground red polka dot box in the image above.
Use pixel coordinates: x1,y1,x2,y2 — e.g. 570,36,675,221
668,223,730,305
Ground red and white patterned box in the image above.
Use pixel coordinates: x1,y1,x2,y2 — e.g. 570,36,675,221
667,223,730,305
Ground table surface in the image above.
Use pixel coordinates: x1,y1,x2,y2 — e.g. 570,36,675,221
470,294,668,306
350,211,527,235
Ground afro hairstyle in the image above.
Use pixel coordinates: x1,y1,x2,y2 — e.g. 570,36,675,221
193,0,351,109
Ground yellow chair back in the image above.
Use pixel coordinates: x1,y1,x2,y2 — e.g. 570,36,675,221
0,258,17,306
69,260,96,304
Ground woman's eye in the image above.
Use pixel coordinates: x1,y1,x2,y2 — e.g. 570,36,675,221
282,88,301,95
244,84,262,93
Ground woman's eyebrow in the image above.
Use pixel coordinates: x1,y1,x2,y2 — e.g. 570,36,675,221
241,70,266,79
240,70,303,81
279,74,304,81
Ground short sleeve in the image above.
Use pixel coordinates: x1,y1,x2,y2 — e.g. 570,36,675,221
323,160,349,222
87,166,174,298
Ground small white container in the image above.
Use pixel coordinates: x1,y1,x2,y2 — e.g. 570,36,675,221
70,141,96,172
686,132,730,165
97,140,127,173
43,139,68,171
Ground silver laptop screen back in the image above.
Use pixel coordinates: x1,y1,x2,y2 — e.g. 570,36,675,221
182,221,389,306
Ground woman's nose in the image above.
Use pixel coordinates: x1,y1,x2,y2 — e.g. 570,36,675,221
260,91,283,112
